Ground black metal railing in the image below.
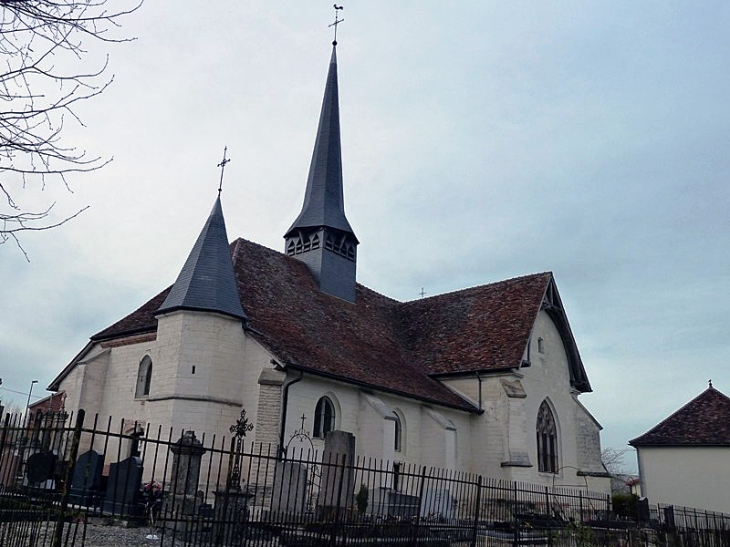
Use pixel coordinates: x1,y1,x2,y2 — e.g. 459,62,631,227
1,409,729,547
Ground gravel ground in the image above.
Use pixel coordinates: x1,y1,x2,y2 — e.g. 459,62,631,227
19,521,281,547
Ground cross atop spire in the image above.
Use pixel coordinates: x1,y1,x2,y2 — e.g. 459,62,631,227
330,4,344,45
217,146,231,196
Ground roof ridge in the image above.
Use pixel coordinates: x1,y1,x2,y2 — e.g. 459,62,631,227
400,271,553,306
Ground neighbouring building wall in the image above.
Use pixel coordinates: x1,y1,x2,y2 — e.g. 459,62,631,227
637,446,730,514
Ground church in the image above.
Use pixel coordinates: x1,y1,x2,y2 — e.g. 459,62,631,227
48,43,610,493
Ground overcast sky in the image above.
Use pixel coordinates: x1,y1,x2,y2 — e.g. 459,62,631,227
2,1,729,474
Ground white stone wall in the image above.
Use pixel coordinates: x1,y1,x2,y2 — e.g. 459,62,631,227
55,303,608,495
519,311,609,493
438,310,609,494
637,446,730,514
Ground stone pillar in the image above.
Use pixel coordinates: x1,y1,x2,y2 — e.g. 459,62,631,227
319,430,356,516
500,378,532,470
169,431,206,515
256,368,286,449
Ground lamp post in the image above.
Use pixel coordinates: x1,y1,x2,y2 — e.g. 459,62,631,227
25,379,38,426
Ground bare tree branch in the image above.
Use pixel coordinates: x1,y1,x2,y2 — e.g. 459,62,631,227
0,0,141,257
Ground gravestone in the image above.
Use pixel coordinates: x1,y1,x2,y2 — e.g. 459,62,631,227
271,461,308,514
421,488,456,518
169,431,206,515
70,449,104,506
102,456,143,516
25,450,57,489
319,431,355,515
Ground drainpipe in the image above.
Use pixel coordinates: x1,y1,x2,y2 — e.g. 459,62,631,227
278,367,304,458
476,372,483,412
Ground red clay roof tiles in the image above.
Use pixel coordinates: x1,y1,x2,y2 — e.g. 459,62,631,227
89,239,562,412
630,386,730,446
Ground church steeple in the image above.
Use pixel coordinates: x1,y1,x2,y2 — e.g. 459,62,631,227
158,196,246,321
285,44,358,302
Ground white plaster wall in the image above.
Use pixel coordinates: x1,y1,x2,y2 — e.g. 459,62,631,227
519,311,609,493
148,310,248,439
280,375,473,474
433,311,609,492
638,446,730,514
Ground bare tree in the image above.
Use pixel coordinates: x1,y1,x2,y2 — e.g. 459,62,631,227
0,0,141,257
601,446,629,476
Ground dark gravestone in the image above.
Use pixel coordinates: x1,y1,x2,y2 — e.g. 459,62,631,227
70,450,104,506
103,456,143,516
26,450,57,487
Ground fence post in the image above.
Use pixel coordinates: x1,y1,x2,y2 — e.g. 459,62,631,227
513,482,519,547
0,412,10,485
544,486,550,516
410,466,428,547
329,453,348,547
579,491,584,523
471,475,483,547
215,437,237,547
53,408,85,547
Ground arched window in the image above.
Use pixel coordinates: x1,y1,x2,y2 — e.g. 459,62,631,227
394,412,403,452
135,356,153,398
536,401,558,473
313,396,335,438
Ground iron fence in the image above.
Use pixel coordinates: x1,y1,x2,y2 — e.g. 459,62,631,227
1,409,729,546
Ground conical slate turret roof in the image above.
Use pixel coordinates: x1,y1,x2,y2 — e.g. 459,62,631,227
285,46,357,241
157,196,246,321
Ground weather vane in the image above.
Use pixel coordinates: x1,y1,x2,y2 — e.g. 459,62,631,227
330,4,344,45
217,146,230,196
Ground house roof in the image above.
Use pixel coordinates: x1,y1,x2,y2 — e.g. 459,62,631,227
629,385,730,447
69,238,588,411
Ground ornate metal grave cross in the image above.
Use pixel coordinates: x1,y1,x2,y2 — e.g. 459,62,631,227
228,409,254,489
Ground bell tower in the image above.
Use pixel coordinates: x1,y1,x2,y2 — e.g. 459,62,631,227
284,44,358,302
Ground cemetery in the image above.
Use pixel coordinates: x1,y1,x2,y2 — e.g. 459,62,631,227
1,409,729,547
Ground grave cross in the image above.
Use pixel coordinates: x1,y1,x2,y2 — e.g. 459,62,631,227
228,409,254,489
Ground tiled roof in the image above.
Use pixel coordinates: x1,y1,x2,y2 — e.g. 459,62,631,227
629,386,730,446
398,273,551,376
88,239,562,411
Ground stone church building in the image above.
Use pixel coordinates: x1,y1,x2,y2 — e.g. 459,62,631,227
49,44,610,493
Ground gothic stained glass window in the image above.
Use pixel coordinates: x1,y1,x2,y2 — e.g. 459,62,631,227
537,401,558,473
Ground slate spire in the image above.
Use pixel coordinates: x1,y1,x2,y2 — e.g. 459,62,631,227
285,46,356,238
284,44,359,302
158,196,246,321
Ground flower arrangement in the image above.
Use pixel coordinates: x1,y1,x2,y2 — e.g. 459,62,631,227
141,480,164,522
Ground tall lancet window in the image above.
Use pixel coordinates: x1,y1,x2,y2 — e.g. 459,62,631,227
536,401,558,473
313,396,335,438
135,356,153,398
